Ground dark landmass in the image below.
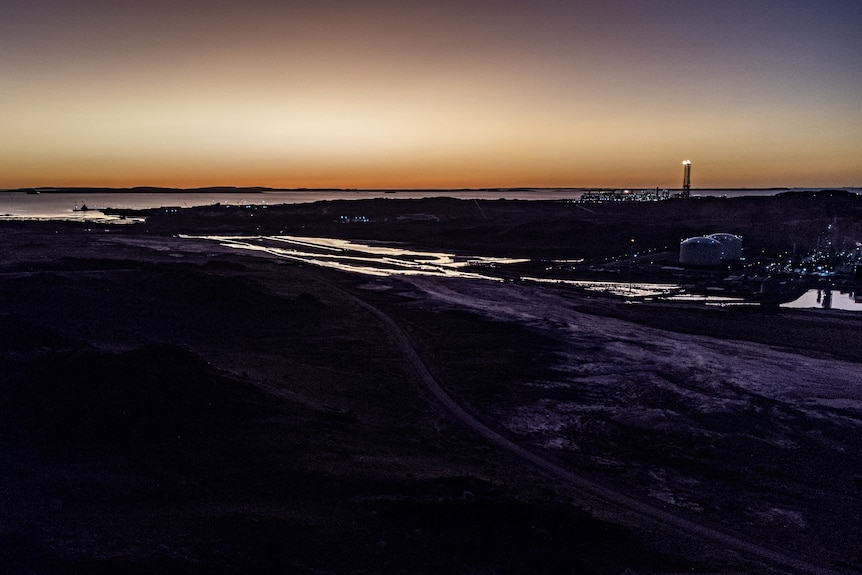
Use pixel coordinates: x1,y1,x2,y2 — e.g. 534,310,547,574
126,189,862,261
2,193,861,574
5,185,811,195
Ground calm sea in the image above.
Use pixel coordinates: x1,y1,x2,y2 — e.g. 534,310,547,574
2,188,857,220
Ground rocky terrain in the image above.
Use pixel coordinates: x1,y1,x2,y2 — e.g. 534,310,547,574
1,193,861,574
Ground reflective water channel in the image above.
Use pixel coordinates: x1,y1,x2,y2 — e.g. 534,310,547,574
189,235,862,311
187,235,527,280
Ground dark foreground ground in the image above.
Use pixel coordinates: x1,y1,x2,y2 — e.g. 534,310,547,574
2,193,861,574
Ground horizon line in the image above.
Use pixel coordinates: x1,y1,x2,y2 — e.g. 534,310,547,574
4,185,860,193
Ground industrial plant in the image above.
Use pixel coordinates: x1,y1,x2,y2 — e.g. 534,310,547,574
681,160,692,198
576,160,692,203
679,233,742,266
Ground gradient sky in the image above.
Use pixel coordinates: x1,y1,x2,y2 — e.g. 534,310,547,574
2,0,860,189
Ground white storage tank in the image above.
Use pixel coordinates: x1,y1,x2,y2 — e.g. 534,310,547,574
679,236,723,266
708,233,743,261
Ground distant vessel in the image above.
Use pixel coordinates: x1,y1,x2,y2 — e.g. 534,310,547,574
73,202,89,212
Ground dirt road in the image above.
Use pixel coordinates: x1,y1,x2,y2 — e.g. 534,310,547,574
343,276,861,575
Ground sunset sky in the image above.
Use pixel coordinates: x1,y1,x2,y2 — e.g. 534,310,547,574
2,1,860,189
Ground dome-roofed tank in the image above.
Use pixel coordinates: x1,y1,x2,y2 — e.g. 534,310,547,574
679,236,723,266
708,233,742,261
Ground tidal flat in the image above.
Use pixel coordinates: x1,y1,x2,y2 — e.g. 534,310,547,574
1,193,861,574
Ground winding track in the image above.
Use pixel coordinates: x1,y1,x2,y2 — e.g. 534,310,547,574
340,285,857,575
176,233,856,575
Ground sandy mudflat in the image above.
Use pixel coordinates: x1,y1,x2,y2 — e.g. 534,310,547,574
1,194,861,574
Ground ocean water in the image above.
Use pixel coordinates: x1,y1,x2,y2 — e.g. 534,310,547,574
2,187,855,221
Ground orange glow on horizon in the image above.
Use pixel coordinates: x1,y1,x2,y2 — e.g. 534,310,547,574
1,2,859,190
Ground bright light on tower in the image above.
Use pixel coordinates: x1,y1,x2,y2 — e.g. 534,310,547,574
682,160,691,165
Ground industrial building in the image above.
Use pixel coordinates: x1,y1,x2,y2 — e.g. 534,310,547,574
679,233,743,266
708,233,743,262
679,236,723,266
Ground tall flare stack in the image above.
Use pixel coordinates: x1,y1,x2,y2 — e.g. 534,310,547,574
681,160,692,198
